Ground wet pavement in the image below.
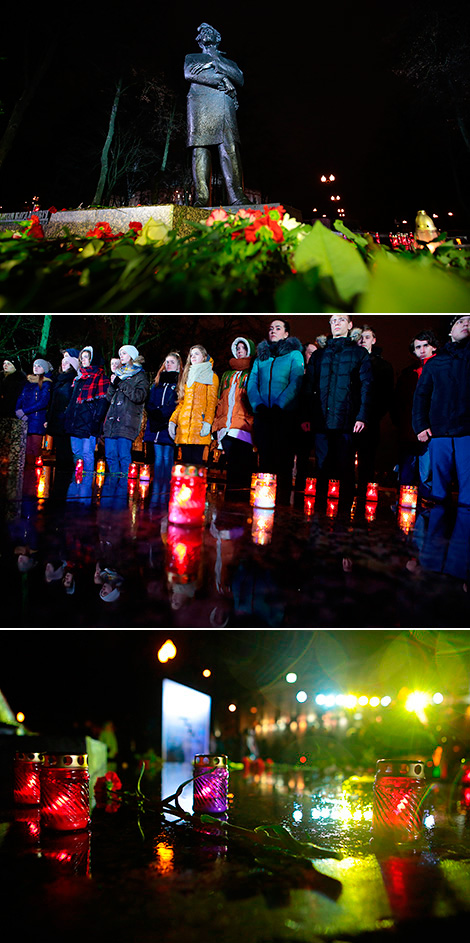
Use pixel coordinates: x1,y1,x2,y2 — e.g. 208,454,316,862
2,462,470,628
1,762,470,943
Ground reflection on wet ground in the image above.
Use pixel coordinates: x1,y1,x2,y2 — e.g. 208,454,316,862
2,463,470,628
2,763,470,942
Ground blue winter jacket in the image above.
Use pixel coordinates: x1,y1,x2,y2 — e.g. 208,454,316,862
143,371,179,447
247,337,304,412
15,375,53,435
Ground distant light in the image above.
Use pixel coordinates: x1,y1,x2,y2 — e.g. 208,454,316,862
358,696,369,706
157,640,177,663
321,175,327,182
299,755,307,764
250,706,257,714
406,691,429,713
402,220,408,224
315,694,326,705
433,692,444,704
329,174,335,181
381,696,392,707
432,213,438,218
448,211,454,216
293,809,303,822
344,695,357,709
296,690,308,703
16,712,25,724
335,694,345,706
286,672,297,683
202,668,211,678
228,703,237,712
324,694,336,708
424,814,435,829
369,697,380,708
312,207,318,212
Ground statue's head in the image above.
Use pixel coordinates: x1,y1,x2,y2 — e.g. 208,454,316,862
196,23,221,48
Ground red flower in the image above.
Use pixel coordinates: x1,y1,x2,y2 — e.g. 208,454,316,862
94,770,122,812
128,221,143,233
26,214,45,239
86,220,114,239
48,206,58,214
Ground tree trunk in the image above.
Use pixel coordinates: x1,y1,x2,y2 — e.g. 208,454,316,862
92,78,123,206
38,315,53,354
161,103,176,172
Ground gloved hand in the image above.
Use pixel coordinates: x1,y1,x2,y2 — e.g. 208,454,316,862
15,409,27,420
168,421,177,440
200,421,211,437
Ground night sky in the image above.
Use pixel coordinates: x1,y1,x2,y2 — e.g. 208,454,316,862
2,1,469,230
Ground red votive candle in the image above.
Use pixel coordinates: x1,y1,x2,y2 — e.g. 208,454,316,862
168,464,207,526
304,477,317,495
75,459,84,483
304,495,316,516
40,754,90,831
328,479,340,498
128,462,138,479
372,758,427,843
397,507,416,534
13,752,44,805
365,502,377,522
193,754,229,814
366,482,379,501
140,464,151,481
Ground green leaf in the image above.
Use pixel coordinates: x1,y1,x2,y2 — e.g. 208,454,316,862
293,220,370,306
359,250,470,313
334,219,369,248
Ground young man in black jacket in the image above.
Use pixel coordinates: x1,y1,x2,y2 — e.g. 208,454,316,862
302,315,372,502
412,316,470,506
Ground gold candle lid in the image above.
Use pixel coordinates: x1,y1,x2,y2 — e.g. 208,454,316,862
14,752,44,763
375,758,426,780
194,754,228,769
43,753,88,769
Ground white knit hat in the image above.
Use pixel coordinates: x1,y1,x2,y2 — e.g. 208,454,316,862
119,345,139,360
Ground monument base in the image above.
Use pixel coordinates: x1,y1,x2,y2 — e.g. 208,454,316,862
43,205,212,239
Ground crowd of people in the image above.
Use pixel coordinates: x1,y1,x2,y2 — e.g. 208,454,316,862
1,315,470,509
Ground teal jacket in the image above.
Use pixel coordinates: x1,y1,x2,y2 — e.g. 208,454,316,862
247,337,304,412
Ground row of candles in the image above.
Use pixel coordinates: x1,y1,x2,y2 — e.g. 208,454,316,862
13,751,90,831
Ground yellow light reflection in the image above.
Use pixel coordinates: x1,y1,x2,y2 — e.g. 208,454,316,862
153,841,175,874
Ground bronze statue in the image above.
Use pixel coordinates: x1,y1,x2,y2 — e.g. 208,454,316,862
185,23,247,206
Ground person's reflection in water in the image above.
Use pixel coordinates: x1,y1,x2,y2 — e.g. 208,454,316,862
66,474,94,505
414,505,470,583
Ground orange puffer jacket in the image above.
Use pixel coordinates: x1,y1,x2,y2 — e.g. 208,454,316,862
170,359,219,445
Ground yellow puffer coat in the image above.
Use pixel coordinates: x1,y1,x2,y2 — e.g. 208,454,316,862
170,359,219,446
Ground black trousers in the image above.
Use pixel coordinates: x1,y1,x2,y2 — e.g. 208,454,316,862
253,408,296,499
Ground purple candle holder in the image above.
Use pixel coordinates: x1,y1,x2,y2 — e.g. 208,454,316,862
193,755,229,814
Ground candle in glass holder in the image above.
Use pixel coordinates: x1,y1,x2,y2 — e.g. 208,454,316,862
13,752,44,805
365,502,377,522
399,485,418,509
40,754,90,831
304,477,317,496
253,473,277,509
328,479,340,498
140,464,151,481
128,462,138,479
251,507,275,545
96,459,106,475
366,482,379,502
372,758,427,844
249,472,258,505
193,754,229,814
168,464,207,525
75,459,84,483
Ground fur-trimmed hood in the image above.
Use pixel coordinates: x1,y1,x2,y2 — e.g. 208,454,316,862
256,336,303,361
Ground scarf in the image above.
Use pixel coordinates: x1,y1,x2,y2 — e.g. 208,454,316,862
115,362,143,380
187,361,213,387
74,366,109,403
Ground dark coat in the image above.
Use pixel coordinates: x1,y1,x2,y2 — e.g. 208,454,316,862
247,337,304,413
412,338,470,438
46,369,76,436
15,375,53,435
368,349,394,426
304,336,372,432
104,368,150,441
143,372,179,447
391,362,422,444
0,369,27,418
64,375,109,438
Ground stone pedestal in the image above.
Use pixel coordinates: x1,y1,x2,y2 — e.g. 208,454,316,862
0,417,27,504
44,205,212,239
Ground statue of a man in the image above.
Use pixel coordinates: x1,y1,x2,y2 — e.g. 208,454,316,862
185,23,247,206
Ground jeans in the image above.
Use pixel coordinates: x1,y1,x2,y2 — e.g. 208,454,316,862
104,437,133,475
429,436,470,506
70,435,96,472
